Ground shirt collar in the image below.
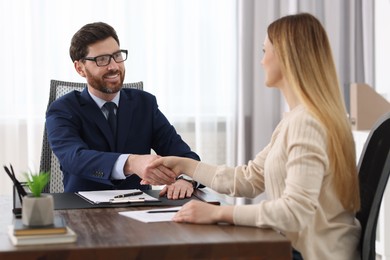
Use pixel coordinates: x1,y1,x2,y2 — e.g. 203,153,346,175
88,89,120,109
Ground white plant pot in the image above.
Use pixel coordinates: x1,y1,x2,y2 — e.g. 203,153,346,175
22,194,54,227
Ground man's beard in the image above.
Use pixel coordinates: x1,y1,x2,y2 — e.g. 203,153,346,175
85,68,125,94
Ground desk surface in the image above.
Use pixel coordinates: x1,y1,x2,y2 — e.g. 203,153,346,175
0,191,291,260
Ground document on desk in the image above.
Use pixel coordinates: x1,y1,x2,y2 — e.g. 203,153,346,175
76,189,159,204
119,207,182,223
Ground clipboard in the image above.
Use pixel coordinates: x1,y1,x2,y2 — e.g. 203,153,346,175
52,189,221,210
76,189,160,205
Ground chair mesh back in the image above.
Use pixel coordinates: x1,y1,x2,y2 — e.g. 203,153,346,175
40,80,143,193
356,111,390,260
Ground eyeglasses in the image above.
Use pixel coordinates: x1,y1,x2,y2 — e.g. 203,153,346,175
83,50,128,67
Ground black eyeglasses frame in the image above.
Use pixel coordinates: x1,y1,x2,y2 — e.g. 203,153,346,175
83,49,128,67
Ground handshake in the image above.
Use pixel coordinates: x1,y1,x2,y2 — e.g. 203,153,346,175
124,154,199,186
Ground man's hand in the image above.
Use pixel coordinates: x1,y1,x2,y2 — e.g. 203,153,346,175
159,179,194,199
124,154,176,185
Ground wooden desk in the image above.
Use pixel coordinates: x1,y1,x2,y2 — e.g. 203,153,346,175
0,192,291,260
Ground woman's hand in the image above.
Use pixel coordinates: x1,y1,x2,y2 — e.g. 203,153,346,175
125,154,176,185
141,156,199,185
172,200,234,224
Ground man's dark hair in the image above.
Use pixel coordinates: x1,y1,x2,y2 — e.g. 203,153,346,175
69,22,120,62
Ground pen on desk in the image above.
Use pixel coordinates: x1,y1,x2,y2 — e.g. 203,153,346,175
114,191,143,198
110,198,146,203
147,210,179,213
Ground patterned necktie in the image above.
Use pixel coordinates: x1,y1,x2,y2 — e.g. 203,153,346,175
104,102,117,137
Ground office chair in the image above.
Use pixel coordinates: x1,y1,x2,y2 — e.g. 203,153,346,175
39,79,143,193
356,111,390,260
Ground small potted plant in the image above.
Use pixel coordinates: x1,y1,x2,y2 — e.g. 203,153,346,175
22,171,54,227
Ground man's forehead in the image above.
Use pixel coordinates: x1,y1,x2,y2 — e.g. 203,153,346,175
86,37,120,56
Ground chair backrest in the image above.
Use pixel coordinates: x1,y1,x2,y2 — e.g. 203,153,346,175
356,111,390,260
40,79,143,193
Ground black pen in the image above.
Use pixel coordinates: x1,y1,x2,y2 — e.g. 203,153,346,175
114,191,143,198
147,210,179,213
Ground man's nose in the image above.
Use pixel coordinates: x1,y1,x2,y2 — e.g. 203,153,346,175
107,57,120,70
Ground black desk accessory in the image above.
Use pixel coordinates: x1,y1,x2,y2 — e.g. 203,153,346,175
3,164,28,217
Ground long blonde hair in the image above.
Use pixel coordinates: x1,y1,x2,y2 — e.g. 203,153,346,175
267,13,360,212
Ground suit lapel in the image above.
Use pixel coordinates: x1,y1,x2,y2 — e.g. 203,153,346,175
80,88,116,151
116,90,135,152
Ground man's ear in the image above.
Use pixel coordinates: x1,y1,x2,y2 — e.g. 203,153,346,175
74,60,86,77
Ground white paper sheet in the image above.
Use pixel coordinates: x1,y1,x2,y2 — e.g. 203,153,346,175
76,189,159,204
119,207,182,223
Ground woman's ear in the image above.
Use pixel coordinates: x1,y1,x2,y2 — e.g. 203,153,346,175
74,60,86,77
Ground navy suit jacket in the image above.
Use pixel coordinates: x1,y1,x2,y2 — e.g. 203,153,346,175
46,87,200,192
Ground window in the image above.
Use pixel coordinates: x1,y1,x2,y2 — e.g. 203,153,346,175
375,0,390,100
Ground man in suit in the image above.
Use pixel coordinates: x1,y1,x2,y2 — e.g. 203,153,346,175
46,22,200,198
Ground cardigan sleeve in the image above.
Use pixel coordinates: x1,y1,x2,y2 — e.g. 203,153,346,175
233,111,329,232
194,109,329,232
193,119,283,197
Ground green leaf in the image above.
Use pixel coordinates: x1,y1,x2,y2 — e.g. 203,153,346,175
23,172,50,197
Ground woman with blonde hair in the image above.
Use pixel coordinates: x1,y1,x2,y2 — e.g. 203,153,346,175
145,13,361,259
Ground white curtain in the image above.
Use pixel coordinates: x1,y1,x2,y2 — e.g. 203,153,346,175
0,0,238,195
